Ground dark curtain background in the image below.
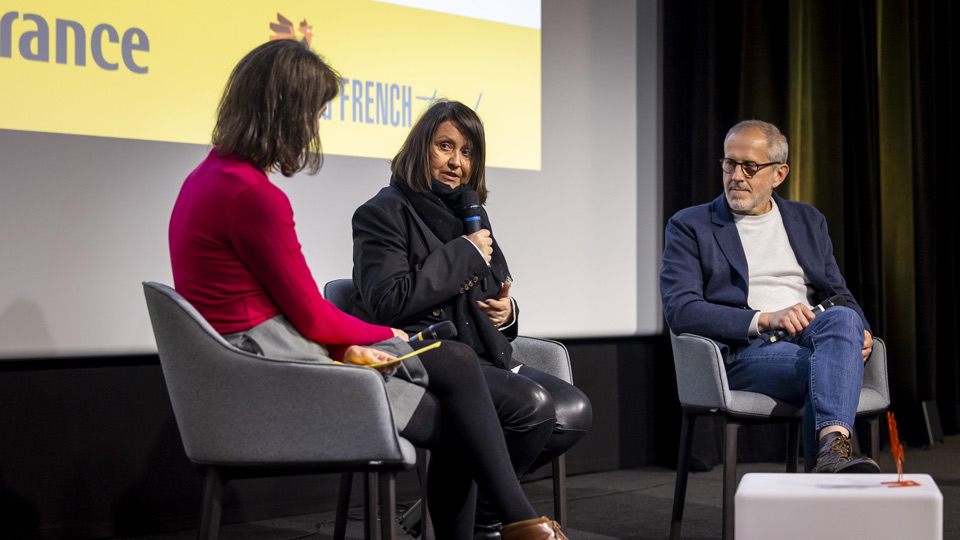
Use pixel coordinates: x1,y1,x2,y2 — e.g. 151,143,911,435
908,0,960,437
661,0,960,466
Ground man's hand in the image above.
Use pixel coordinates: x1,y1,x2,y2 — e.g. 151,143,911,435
343,345,397,372
758,303,817,337
464,229,493,262
863,330,873,362
478,281,513,328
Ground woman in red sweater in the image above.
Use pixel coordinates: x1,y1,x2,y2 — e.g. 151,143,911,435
168,40,568,540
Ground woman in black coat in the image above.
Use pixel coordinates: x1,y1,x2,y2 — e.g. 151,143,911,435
351,100,592,537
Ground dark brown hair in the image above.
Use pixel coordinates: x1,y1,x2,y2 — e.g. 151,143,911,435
391,100,488,204
212,40,341,177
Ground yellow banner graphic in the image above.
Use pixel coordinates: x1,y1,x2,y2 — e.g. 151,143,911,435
0,1,541,169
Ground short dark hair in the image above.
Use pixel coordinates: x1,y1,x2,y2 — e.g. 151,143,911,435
391,100,488,204
212,40,341,177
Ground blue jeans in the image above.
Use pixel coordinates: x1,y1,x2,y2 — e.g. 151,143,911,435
725,307,865,471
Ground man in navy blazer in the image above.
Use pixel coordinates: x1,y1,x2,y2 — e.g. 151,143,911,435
660,120,880,473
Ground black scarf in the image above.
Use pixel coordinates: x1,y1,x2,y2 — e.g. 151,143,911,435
391,175,515,368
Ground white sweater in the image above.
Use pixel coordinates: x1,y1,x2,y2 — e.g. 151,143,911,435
733,199,812,335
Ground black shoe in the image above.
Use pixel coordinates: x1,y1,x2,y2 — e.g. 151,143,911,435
474,521,501,540
474,496,502,540
398,497,504,540
811,431,881,473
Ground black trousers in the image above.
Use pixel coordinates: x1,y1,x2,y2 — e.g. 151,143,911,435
398,341,538,539
482,363,593,478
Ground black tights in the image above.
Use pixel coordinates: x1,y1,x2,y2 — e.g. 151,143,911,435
399,340,538,539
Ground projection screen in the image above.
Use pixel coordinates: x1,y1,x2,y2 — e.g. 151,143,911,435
0,0,660,358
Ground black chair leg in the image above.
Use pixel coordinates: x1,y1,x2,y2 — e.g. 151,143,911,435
552,455,567,528
198,467,224,540
334,472,353,540
786,420,800,473
670,410,697,540
417,448,434,540
866,414,881,459
364,472,380,540
379,472,398,540
722,419,740,540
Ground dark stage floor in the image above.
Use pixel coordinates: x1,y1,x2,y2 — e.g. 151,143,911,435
121,434,960,539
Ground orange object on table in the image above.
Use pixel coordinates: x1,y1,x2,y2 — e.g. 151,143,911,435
883,411,920,487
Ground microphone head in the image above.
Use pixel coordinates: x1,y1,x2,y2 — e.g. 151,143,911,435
824,294,847,309
811,294,847,315
426,320,458,340
459,190,482,219
459,190,482,234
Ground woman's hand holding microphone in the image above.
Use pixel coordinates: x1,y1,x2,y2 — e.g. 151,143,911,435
465,229,493,262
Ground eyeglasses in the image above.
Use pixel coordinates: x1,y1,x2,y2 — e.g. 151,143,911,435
719,158,780,178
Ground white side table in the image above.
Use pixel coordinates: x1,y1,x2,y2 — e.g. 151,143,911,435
735,473,942,540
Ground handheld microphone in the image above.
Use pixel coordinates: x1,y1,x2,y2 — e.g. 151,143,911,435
765,294,847,343
460,190,482,234
409,320,457,342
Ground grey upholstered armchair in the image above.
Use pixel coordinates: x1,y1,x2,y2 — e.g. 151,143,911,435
142,281,416,540
323,278,573,529
668,331,890,540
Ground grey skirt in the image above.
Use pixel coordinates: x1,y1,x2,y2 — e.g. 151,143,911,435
222,315,426,430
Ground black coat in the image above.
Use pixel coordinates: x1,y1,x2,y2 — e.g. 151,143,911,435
351,184,518,343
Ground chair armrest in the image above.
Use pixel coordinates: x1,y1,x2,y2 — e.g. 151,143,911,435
669,332,731,410
860,336,891,411
165,343,411,467
144,281,414,469
512,336,573,384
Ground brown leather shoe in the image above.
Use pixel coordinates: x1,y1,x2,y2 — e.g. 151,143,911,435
811,431,881,473
499,517,569,540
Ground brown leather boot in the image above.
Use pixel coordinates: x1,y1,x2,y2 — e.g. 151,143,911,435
499,517,569,540
811,431,881,473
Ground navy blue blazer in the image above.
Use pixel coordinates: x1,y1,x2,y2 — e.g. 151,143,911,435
660,192,870,348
